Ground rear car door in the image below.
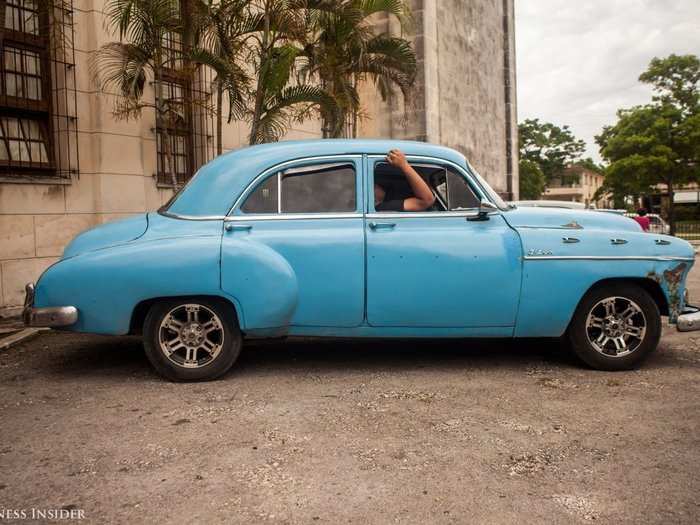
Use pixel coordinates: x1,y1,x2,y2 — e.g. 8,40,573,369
365,157,522,330
221,157,365,327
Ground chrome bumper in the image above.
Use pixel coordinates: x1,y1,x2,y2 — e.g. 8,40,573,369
677,305,700,332
22,283,78,328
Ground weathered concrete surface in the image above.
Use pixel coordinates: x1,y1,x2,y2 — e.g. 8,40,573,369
359,0,519,198
0,269,698,524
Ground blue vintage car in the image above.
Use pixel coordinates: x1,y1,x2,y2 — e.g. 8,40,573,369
23,140,700,381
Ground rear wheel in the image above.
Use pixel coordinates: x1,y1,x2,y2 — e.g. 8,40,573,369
143,298,241,381
567,284,661,370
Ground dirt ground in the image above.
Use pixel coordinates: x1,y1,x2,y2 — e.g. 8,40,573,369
1,270,699,524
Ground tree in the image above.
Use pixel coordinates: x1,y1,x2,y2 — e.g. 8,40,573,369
191,0,251,155
245,0,340,145
94,0,190,188
300,0,416,138
597,54,700,234
518,118,586,183
518,159,546,200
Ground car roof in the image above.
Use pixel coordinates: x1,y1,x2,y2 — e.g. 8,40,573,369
166,139,468,217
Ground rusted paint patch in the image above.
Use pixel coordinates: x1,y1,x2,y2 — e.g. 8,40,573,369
647,262,687,322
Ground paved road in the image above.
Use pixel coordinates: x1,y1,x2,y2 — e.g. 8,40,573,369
1,270,699,524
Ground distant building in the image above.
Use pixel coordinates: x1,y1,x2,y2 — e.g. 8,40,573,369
0,0,518,312
543,165,606,208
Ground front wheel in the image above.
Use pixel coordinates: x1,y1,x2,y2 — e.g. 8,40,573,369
567,284,661,371
143,298,242,381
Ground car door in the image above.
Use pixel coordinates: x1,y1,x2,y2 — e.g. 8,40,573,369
221,157,365,328
365,156,522,329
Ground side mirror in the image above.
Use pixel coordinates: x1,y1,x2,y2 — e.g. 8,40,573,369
467,199,498,221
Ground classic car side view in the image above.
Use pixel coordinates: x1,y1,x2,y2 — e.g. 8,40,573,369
23,139,700,381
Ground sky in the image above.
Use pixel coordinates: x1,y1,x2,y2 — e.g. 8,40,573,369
515,0,700,161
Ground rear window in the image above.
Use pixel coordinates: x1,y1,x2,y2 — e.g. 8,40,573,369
242,163,356,214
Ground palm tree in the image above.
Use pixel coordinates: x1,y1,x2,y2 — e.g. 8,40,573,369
93,0,187,188
245,0,340,144
190,0,251,155
300,0,416,138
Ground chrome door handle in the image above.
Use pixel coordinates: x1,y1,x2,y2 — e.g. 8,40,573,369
610,238,628,245
368,221,396,230
655,239,671,245
225,223,252,232
562,237,580,243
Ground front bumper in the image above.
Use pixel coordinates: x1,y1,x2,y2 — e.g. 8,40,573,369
22,283,78,328
677,305,700,332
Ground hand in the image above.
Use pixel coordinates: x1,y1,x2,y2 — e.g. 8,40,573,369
386,149,409,171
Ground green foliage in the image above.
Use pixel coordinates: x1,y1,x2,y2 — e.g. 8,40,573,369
596,54,700,233
299,0,416,137
518,159,546,200
518,118,586,183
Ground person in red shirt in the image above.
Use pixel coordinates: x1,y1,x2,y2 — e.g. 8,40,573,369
633,208,651,231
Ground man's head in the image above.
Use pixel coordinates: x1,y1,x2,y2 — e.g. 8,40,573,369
638,208,647,216
374,183,386,205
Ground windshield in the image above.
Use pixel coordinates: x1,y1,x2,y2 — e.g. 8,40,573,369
466,161,510,210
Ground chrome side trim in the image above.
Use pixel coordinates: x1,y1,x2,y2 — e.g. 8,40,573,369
515,225,588,230
225,212,362,221
523,255,696,262
365,211,487,219
228,155,363,216
159,211,226,221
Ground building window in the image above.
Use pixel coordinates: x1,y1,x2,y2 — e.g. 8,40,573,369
155,5,195,186
4,0,39,35
156,77,193,186
0,115,49,164
4,46,42,100
0,0,78,180
0,0,52,176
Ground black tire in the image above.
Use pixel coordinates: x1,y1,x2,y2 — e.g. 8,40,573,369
143,297,242,381
567,283,661,371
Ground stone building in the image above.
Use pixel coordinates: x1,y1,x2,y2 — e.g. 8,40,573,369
0,0,518,312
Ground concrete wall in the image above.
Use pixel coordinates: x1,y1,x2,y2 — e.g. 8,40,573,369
358,0,519,197
0,0,517,311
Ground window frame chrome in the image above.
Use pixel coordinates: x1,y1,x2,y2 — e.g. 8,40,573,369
227,154,364,221
366,154,498,219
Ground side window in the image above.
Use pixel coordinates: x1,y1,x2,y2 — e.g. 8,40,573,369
241,175,278,213
446,170,480,210
241,163,356,214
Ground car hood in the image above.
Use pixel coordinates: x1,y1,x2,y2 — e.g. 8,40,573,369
503,206,641,232
62,213,149,258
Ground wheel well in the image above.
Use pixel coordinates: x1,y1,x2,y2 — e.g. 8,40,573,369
128,295,240,335
586,278,669,316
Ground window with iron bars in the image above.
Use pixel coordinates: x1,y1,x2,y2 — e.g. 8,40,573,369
155,12,194,187
0,0,79,180
155,3,215,187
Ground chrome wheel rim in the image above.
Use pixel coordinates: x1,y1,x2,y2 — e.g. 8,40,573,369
158,304,224,368
585,296,646,357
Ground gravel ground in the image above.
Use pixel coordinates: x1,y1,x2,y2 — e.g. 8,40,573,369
1,269,699,524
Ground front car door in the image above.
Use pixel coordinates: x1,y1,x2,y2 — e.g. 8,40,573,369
365,156,522,332
221,156,365,329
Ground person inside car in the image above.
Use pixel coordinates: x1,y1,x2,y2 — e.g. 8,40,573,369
374,149,436,212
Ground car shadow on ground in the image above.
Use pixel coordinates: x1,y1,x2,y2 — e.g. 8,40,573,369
32,332,586,381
